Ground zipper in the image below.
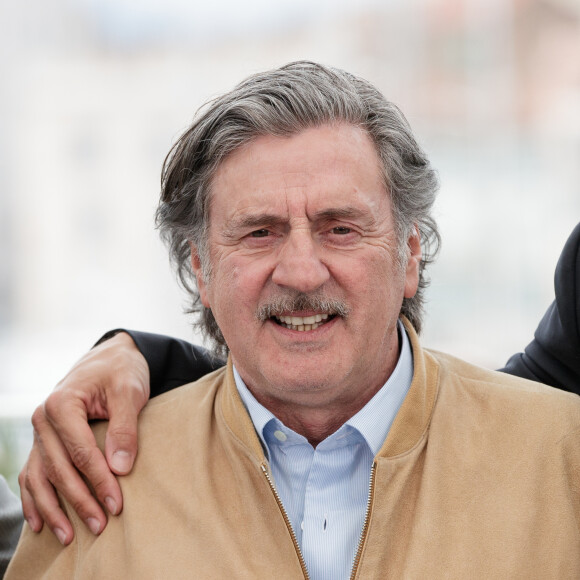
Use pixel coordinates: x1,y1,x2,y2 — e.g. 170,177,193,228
261,463,310,579
350,461,377,579
261,460,377,580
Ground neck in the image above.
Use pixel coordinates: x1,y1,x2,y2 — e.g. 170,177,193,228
248,362,397,447
269,401,376,447
234,324,403,446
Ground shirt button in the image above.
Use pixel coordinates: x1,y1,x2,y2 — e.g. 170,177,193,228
273,430,287,442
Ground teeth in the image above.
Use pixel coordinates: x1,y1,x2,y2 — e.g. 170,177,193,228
285,322,319,331
275,313,333,331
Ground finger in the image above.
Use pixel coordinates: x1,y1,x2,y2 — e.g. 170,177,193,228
31,407,114,536
42,392,124,517
19,455,44,533
104,377,148,476
20,446,73,546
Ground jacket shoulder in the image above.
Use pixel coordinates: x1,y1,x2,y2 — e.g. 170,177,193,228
427,349,580,439
92,365,228,447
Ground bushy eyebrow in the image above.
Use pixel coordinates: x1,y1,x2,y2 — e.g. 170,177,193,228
222,213,286,239
222,205,371,239
312,206,368,222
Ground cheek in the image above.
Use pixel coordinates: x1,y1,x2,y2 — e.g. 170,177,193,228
209,257,273,315
343,256,405,321
335,252,399,293
233,260,271,294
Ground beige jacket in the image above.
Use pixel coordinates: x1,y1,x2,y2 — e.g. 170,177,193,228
7,325,580,579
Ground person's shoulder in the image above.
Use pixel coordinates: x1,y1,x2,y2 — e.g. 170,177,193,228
429,347,580,403
427,348,580,437
143,364,227,414
92,365,228,445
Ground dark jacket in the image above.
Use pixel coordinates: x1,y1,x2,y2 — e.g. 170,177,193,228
500,222,580,393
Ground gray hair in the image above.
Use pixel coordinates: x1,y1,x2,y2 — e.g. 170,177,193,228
156,61,440,354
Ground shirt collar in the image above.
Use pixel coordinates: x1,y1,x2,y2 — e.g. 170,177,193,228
233,319,414,457
233,366,278,458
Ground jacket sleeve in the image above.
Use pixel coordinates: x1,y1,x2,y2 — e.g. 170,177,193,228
96,330,225,398
500,222,580,394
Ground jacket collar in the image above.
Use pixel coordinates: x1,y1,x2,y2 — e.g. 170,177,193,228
377,318,439,458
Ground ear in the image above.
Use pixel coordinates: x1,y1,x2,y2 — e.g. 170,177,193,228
189,243,211,308
403,227,422,299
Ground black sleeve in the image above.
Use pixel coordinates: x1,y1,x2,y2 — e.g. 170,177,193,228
95,329,225,398
499,222,580,394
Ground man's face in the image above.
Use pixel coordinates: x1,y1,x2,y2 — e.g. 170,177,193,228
192,123,421,414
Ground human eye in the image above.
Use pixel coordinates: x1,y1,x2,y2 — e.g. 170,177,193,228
250,229,270,238
322,222,360,247
243,227,278,249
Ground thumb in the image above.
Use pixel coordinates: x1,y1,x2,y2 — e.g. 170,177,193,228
104,387,146,475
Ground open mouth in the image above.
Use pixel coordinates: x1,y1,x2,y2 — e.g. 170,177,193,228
271,313,335,332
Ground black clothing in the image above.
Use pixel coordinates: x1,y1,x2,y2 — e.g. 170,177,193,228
500,222,580,394
129,331,224,395
96,329,224,397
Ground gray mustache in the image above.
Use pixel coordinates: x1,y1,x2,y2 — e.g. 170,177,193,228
256,293,350,321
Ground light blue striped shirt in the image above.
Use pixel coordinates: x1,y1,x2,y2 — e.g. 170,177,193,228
233,321,414,580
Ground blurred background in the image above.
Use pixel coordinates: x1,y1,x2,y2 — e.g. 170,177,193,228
1,0,579,492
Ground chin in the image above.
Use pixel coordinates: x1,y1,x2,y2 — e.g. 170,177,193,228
271,365,345,393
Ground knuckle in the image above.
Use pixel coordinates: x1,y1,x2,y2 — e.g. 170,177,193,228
43,460,67,486
68,445,95,473
18,467,28,490
108,424,136,442
43,391,66,420
111,373,139,396
68,497,92,522
31,405,48,430
21,461,41,492
90,473,111,497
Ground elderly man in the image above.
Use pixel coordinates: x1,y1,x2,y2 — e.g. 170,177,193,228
7,62,580,579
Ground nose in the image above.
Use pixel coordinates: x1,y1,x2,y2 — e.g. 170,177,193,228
272,230,330,293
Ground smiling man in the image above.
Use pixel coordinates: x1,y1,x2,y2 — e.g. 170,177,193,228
6,62,580,579
199,123,420,446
